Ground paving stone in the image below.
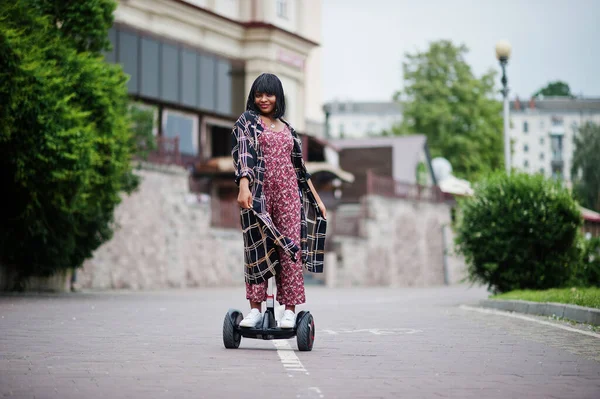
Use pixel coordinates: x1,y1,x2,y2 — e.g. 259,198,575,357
1,286,599,399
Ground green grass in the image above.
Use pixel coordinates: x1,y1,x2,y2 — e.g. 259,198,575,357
493,287,600,309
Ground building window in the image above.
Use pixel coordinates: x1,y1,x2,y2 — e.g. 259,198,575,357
551,136,563,161
524,144,529,152
539,167,545,174
540,119,545,129
540,152,544,160
523,121,529,133
551,116,564,126
339,123,345,138
276,0,288,18
162,109,199,156
524,160,529,168
540,137,545,145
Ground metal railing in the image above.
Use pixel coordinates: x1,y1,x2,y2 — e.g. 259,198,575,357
145,136,183,166
366,170,445,203
211,198,240,229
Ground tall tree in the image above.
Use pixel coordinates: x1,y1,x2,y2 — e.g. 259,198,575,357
0,0,136,287
390,40,503,181
571,122,600,211
533,81,573,98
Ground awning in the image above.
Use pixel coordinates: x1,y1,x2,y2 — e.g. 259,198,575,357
581,206,600,223
194,157,355,183
305,162,355,183
438,175,474,196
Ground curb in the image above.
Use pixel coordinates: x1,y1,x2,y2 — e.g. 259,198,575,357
479,299,600,326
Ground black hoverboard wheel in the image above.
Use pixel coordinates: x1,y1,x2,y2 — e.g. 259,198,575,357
223,309,243,349
295,311,315,351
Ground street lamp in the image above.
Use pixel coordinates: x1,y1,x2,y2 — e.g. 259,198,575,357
496,40,512,174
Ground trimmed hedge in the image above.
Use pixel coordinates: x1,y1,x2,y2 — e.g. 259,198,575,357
455,172,582,293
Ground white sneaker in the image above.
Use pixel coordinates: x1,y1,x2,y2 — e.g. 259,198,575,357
239,309,262,328
280,310,296,329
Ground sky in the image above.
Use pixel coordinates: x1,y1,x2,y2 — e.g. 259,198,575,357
321,0,600,102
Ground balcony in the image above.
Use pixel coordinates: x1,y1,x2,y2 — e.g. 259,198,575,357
549,126,565,136
551,151,564,170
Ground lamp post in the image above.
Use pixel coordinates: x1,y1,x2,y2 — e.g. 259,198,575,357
495,40,512,174
322,103,331,139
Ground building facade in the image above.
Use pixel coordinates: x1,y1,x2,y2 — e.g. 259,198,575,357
107,0,324,165
323,101,403,139
509,97,600,183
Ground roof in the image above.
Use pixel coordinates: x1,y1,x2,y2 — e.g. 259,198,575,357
511,97,600,113
323,101,403,115
332,135,428,184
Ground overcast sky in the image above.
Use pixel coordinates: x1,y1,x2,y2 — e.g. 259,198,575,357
321,0,600,102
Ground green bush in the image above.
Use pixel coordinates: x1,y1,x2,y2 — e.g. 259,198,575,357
0,0,136,286
455,172,582,293
570,236,600,287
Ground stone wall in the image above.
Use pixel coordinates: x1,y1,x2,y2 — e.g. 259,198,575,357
78,164,244,290
332,196,467,287
78,164,466,290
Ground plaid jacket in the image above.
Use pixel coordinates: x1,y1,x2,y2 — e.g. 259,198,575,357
231,111,327,284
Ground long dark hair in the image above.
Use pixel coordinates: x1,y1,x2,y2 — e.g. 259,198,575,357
245,73,286,119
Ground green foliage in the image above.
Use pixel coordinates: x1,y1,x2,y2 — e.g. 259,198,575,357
128,103,157,161
571,122,600,211
391,40,503,182
37,0,117,54
533,81,573,98
570,236,600,287
455,172,582,294
0,0,135,283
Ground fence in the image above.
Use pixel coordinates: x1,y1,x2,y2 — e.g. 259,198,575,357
212,198,240,229
145,136,182,166
366,170,445,203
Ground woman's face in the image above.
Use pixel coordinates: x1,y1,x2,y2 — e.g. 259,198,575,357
254,92,276,116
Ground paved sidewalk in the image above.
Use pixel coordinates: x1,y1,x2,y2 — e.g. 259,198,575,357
1,285,599,398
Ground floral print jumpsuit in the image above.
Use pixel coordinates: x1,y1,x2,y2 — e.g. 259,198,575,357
245,119,306,305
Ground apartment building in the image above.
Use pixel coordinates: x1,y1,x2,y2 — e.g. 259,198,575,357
322,101,403,139
509,97,600,183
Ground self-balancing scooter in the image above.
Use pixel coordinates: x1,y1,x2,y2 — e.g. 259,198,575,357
222,278,315,351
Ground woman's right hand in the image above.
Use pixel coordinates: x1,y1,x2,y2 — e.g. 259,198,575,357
237,181,253,209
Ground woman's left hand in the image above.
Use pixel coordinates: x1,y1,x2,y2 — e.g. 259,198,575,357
318,201,327,219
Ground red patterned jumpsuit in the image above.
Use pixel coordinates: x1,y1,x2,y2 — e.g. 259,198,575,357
245,119,305,305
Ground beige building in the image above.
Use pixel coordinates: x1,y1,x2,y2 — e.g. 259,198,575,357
109,0,324,163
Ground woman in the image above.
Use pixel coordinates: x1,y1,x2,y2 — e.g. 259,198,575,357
231,73,327,329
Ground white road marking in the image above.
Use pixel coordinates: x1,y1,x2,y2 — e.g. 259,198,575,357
460,305,600,339
322,328,422,335
273,340,309,374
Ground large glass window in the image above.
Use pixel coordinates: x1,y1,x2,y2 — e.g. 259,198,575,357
163,109,198,156
107,26,233,116
199,54,216,110
104,27,117,63
118,30,139,94
181,49,198,107
161,43,180,103
216,60,231,114
140,37,160,99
